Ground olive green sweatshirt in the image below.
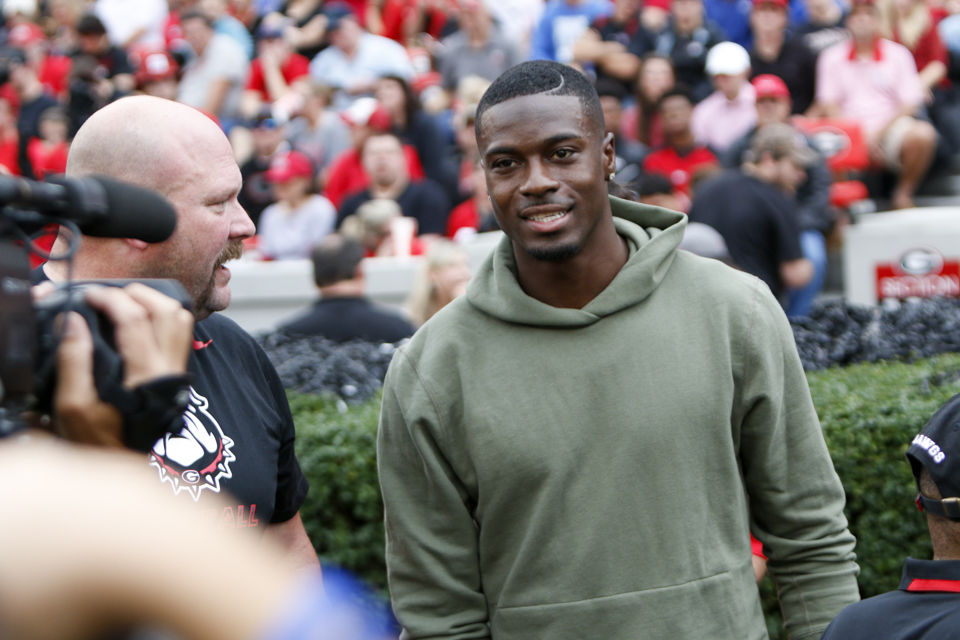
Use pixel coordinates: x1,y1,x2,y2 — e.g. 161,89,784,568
377,197,859,639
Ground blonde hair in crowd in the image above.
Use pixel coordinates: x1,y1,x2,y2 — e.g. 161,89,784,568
878,0,930,50
406,239,470,327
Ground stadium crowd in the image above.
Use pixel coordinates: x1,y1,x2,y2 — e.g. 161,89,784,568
8,0,960,316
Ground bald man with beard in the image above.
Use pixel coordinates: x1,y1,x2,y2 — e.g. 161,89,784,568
37,96,319,569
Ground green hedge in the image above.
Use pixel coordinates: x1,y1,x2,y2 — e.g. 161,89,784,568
292,353,960,632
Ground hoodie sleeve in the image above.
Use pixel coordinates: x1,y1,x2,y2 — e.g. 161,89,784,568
735,280,860,640
377,349,491,640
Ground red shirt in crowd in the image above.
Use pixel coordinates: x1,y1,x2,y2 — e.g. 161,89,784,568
323,144,424,209
245,53,311,100
642,146,718,196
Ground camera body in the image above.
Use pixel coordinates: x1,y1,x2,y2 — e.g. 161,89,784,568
31,279,192,417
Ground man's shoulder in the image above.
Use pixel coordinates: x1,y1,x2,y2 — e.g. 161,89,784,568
821,589,923,639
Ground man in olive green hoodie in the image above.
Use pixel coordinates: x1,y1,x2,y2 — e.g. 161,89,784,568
377,59,860,640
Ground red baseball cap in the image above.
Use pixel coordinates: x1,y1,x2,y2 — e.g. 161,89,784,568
752,0,788,8
136,51,179,86
266,150,314,183
339,97,392,132
752,74,791,101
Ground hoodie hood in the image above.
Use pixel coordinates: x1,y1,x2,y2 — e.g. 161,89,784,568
466,196,687,328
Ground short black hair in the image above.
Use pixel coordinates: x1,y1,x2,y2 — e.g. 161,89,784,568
311,234,365,287
632,173,674,197
656,85,694,112
594,76,628,102
475,60,604,138
76,13,107,36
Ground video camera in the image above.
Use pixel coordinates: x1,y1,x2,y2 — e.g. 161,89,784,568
0,172,185,446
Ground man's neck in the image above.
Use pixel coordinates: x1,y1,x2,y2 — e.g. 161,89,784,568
369,179,407,199
319,279,364,298
754,30,784,58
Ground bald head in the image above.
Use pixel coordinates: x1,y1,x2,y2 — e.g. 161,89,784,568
67,96,228,197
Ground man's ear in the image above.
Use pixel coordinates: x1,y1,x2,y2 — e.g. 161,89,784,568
602,131,616,178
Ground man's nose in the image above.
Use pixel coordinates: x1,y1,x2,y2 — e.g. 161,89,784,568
520,158,559,195
230,200,256,238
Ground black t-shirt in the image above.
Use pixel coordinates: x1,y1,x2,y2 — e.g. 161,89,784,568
279,296,415,343
150,313,308,527
337,179,452,235
32,263,308,530
749,37,818,114
689,170,804,300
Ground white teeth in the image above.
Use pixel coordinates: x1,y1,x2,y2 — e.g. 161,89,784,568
529,212,565,222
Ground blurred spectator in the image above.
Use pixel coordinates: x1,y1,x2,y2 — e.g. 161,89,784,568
642,85,720,199
307,4,414,110
370,0,453,46
240,13,311,121
94,0,168,50
704,0,753,48
341,197,426,256
487,0,544,58
622,52,676,146
812,0,938,209
631,170,685,209
177,10,250,125
406,238,471,326
338,131,451,237
322,96,424,209
436,0,519,95
278,233,416,341
690,122,814,303
375,74,459,201
8,20,72,99
44,0,84,55
68,13,135,135
0,96,20,174
258,149,336,259
26,105,69,180
878,0,960,157
285,80,352,173
652,0,726,101
239,112,289,227
529,0,613,63
268,0,328,60
134,49,180,99
692,40,756,154
572,0,649,94
749,0,817,115
201,0,255,59
8,48,59,179
795,0,850,54
446,158,498,240
724,74,834,316
596,76,648,182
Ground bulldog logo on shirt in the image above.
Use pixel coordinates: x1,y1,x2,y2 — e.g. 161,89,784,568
149,386,236,501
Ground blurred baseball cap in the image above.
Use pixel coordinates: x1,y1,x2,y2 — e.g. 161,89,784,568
705,41,751,76
324,2,357,31
752,0,789,8
7,22,45,47
645,0,671,10
256,13,288,40
908,392,960,520
339,97,392,131
749,122,818,167
266,150,314,183
136,50,178,85
752,74,790,101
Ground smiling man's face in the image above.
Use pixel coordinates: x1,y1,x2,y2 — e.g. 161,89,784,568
478,93,615,263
